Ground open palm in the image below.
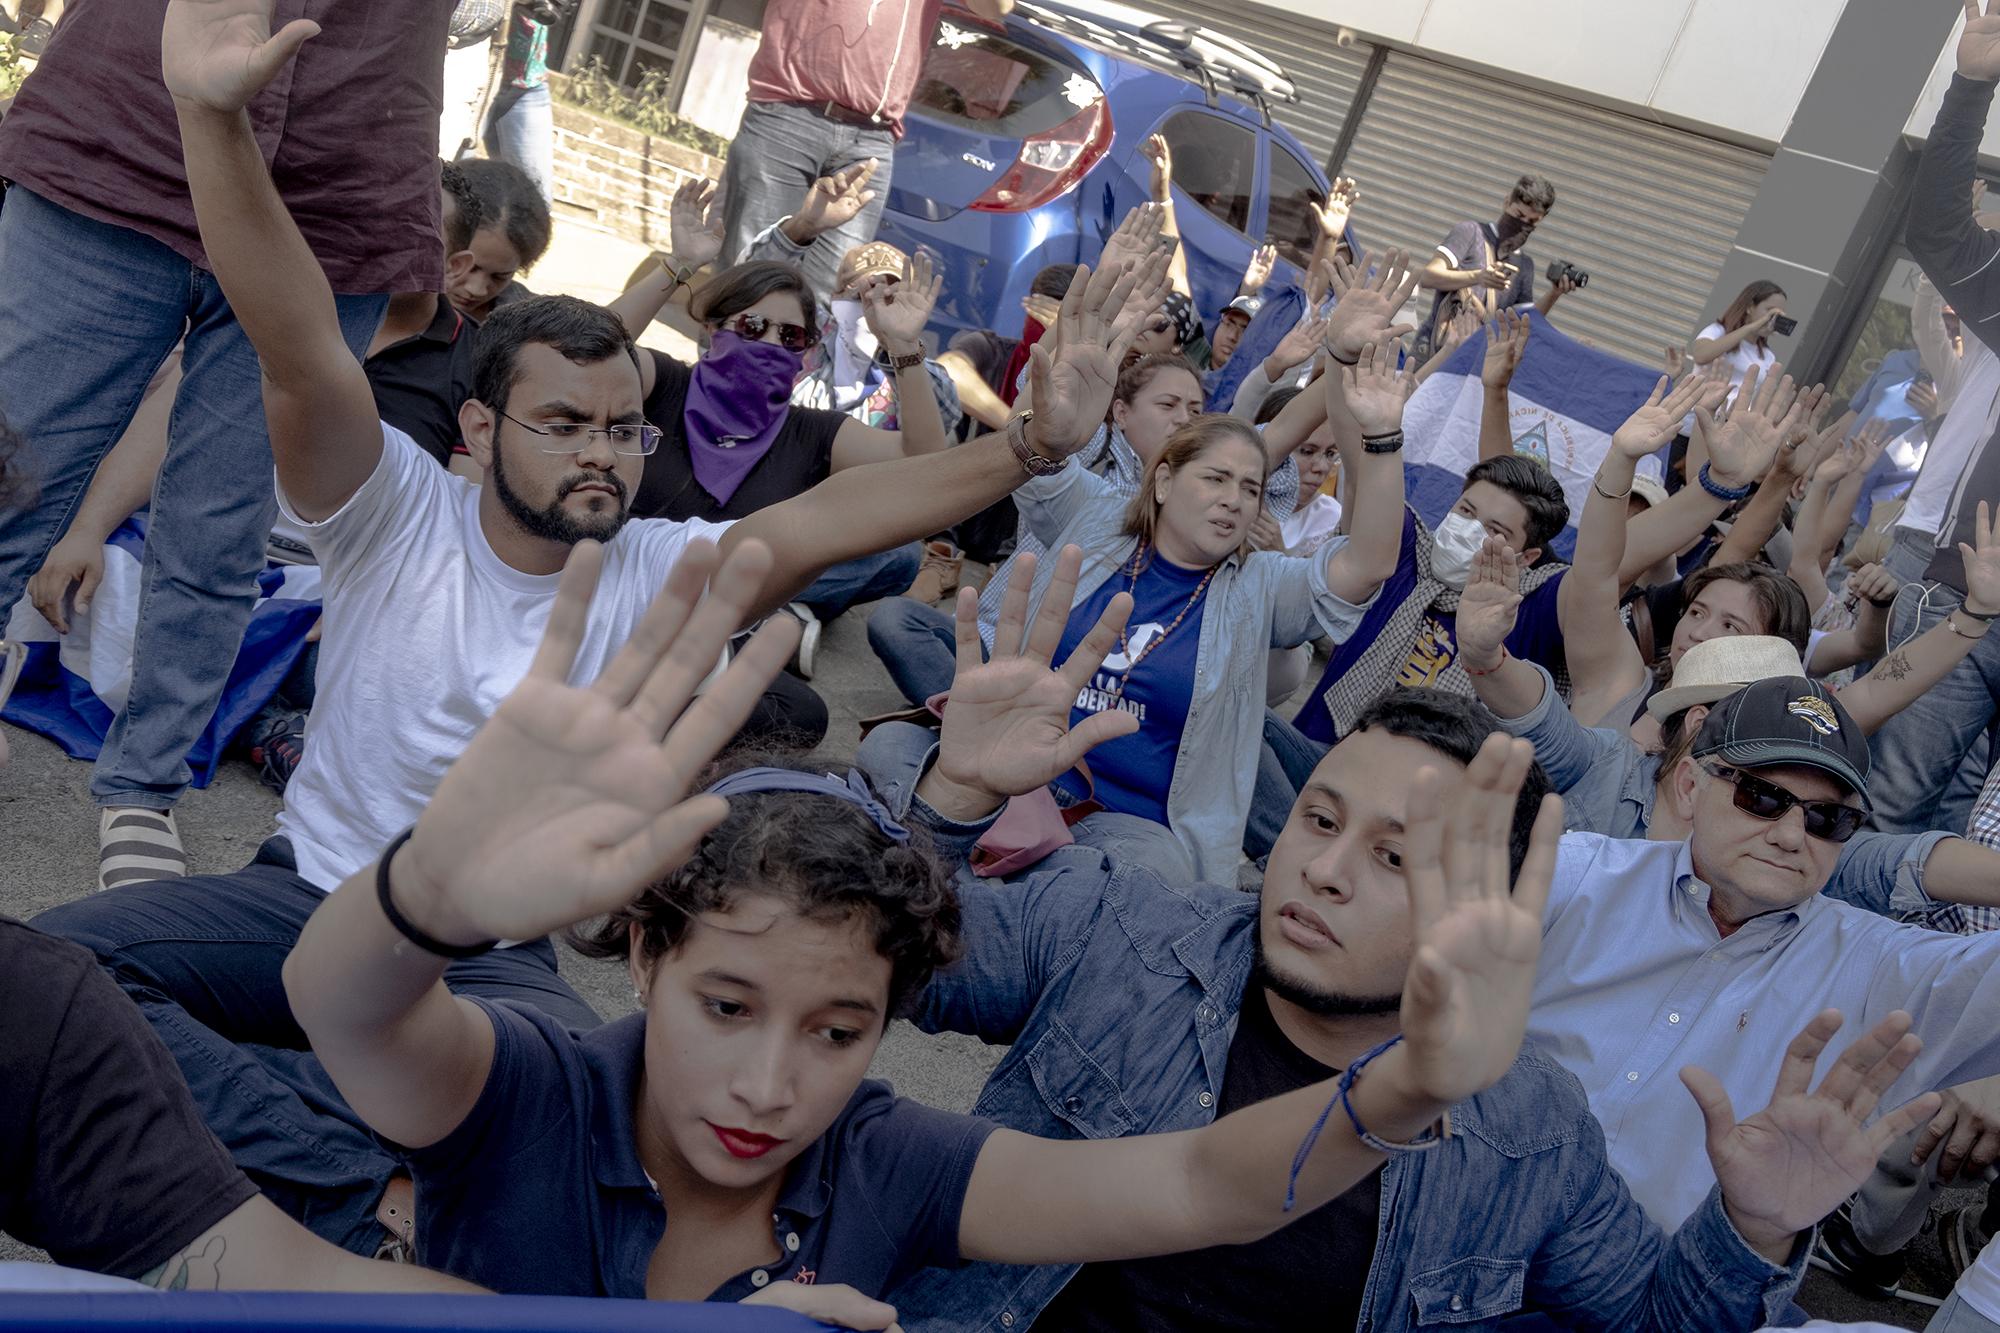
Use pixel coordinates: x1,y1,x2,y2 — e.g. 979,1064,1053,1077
861,252,942,348
1698,363,1804,488
1321,249,1419,361
1455,537,1525,668
400,540,799,947
163,0,319,112
668,179,725,269
1028,256,1149,457
1962,0,2000,80
1398,735,1564,1103
1611,374,1712,460
931,547,1138,803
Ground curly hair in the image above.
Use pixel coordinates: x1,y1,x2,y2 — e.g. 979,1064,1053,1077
568,754,961,1015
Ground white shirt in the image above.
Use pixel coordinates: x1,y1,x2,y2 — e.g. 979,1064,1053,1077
1695,320,1778,395
273,424,730,891
1901,324,2000,541
1528,833,2000,1230
1279,493,1342,556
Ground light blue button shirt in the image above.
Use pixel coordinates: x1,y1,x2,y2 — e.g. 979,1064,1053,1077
1530,833,2000,1230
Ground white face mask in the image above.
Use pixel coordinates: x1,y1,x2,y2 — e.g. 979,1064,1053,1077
1428,511,1488,589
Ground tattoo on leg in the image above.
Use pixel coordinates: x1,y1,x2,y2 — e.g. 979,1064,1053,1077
140,1235,226,1290
1876,650,1914,683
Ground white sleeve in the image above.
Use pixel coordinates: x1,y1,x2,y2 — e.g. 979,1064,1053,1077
275,422,459,594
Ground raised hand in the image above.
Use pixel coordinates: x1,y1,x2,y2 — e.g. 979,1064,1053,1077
1961,0,2000,80
1958,500,2000,614
1141,133,1175,203
393,539,801,948
792,158,879,243
1845,562,1902,609
1341,340,1417,437
1100,202,1167,275
1437,307,1483,359
860,250,942,352
1241,243,1279,296
923,546,1138,816
1698,363,1808,489
1313,176,1360,240
1455,536,1526,673
1610,373,1713,460
162,0,320,112
1027,258,1147,458
1480,308,1531,391
1774,387,1837,482
1398,734,1565,1104
1321,248,1420,361
1687,1010,1942,1256
1269,314,1330,376
668,178,725,270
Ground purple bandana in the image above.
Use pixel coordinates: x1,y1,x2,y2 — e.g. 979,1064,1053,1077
683,330,802,505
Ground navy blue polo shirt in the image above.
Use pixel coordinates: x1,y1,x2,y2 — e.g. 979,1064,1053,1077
407,1000,997,1300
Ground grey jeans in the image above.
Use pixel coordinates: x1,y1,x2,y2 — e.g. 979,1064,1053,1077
720,99,895,300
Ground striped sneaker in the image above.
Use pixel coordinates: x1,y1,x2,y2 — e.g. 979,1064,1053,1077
97,808,189,892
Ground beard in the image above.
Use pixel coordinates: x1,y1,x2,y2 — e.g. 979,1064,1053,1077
490,443,631,546
1251,925,1402,1018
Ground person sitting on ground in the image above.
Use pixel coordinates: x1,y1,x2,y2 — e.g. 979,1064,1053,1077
280,531,1582,1320
445,156,549,322
36,1,1159,1261
853,629,1929,1332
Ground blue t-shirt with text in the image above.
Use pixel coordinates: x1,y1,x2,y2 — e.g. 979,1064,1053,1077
1053,554,1211,824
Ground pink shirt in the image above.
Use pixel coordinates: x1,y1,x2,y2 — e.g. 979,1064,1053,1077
746,0,945,138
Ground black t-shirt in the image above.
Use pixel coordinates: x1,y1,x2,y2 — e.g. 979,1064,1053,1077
1036,986,1382,1332
631,351,850,521
365,296,480,468
0,917,257,1277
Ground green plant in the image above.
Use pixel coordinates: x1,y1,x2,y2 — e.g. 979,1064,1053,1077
553,59,730,159
0,34,28,103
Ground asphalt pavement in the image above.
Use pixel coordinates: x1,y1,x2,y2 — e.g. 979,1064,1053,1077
0,596,1968,1325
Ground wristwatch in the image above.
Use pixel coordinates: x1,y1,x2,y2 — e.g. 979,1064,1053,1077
1007,411,1068,478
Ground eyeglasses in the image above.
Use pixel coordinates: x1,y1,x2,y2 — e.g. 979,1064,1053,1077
1700,763,1865,844
726,312,819,353
0,639,23,716
498,410,662,457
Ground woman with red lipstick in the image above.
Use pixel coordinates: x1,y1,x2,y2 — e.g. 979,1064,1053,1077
285,535,1564,1325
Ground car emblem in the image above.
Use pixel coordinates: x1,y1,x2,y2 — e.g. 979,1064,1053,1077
1786,696,1839,735
962,152,997,171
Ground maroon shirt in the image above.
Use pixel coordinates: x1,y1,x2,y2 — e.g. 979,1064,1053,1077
0,0,450,294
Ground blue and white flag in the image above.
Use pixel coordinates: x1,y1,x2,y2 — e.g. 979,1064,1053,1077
1400,310,1667,560
2,516,321,786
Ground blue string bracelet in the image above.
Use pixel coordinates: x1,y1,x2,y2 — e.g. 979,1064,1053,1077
1284,1035,1450,1212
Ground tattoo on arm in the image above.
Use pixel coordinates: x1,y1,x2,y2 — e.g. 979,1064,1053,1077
1875,650,1914,683
140,1235,226,1290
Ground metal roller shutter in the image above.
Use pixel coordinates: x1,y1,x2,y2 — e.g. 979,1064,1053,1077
1152,0,1373,171
1336,52,1772,369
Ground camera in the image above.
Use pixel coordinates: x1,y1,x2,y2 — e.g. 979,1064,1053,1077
1547,259,1590,290
1772,315,1798,337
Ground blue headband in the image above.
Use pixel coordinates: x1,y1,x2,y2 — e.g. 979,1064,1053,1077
702,767,911,844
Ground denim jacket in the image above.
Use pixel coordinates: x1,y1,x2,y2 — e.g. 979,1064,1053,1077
857,725,1805,1333
1004,462,1373,882
1498,659,1955,918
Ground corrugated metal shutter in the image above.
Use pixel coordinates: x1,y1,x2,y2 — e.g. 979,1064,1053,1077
1336,52,1772,369
1151,0,1373,172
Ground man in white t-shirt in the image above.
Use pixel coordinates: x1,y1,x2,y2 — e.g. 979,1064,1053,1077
36,2,1141,1259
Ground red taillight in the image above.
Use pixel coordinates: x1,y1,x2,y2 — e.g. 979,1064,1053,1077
969,96,1112,213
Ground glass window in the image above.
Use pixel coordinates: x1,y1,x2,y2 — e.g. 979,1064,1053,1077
637,0,687,50
1159,110,1254,235
911,20,1096,138
1264,145,1322,269
586,30,633,82
601,0,644,31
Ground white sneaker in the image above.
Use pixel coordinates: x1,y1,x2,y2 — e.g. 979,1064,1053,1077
98,807,189,892
787,603,821,680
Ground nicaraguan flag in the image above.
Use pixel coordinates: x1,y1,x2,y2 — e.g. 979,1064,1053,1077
2,516,321,786
1400,310,1667,560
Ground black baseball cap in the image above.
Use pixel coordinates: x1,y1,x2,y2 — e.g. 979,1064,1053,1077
1692,676,1869,799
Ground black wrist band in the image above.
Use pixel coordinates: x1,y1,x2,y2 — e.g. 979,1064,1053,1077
1329,349,1360,366
375,828,497,959
1865,594,1896,609
1958,603,1998,623
1362,430,1404,454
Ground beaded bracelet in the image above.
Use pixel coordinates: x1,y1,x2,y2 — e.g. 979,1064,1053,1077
375,828,497,959
1697,462,1752,503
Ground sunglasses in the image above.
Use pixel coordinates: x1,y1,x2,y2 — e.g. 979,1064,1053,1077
727,312,819,354
0,639,23,716
1701,763,1865,844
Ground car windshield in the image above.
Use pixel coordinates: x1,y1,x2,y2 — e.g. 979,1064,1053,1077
913,15,1098,137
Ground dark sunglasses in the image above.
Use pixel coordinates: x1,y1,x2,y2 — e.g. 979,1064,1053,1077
727,312,819,353
1701,763,1865,844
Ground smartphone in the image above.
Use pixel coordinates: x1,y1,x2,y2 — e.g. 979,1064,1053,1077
1772,315,1798,337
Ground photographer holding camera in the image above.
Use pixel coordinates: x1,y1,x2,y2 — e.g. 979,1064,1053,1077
1692,279,1793,402
1415,173,1580,360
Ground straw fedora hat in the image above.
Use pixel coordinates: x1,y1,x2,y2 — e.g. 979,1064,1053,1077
1645,634,1807,721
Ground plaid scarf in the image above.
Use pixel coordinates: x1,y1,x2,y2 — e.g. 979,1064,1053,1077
1317,513,1568,738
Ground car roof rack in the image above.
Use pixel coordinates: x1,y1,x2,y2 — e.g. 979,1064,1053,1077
1013,0,1299,106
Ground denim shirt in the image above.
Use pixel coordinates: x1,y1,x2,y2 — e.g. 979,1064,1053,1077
1497,660,1955,918
1001,462,1373,881
855,726,1805,1333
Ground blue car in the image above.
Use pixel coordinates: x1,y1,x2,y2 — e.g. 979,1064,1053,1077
876,0,1336,349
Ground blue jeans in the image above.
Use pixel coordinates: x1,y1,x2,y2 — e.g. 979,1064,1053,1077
720,100,896,301
32,839,600,1254
798,542,921,621
868,595,965,705
1866,578,2000,833
0,187,385,809
482,81,554,202
1245,709,1330,860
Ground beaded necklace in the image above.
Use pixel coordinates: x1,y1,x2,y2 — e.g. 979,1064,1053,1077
1104,543,1219,706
